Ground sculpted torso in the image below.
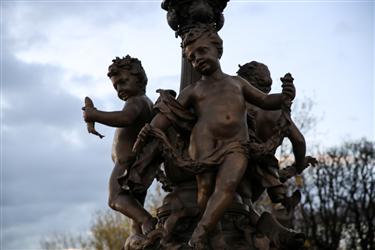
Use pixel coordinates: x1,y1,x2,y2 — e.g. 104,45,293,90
112,96,154,166
184,76,249,160
251,106,281,141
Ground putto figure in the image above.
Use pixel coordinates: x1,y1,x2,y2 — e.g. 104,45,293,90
82,56,157,236
135,26,296,249
237,61,307,210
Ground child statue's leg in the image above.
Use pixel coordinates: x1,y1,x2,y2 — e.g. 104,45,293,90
190,152,248,246
108,163,156,235
267,186,301,212
196,172,215,212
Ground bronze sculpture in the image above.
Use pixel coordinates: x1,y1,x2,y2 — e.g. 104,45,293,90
135,26,294,248
237,61,308,211
82,56,158,236
82,1,316,249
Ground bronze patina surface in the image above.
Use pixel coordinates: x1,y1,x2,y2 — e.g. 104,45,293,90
82,1,316,249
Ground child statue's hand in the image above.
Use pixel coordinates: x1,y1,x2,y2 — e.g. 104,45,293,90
82,97,104,139
132,123,152,153
280,73,295,101
82,106,97,122
295,156,318,174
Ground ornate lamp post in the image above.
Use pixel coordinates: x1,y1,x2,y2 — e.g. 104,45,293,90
161,0,229,91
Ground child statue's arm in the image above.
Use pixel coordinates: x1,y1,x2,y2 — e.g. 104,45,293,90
240,74,295,110
83,97,143,128
288,121,306,170
133,85,194,153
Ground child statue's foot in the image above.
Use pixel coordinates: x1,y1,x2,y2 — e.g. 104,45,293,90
209,229,227,250
141,217,158,235
188,226,210,250
188,239,209,250
124,233,147,250
281,190,301,212
256,212,305,249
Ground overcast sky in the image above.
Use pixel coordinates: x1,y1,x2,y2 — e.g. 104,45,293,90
1,1,374,249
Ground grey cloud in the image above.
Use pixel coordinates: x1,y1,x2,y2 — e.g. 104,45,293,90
3,136,110,207
2,50,88,128
2,2,180,249
3,102,113,209
3,202,104,249
3,2,162,51
3,122,111,247
2,39,115,250
2,50,58,91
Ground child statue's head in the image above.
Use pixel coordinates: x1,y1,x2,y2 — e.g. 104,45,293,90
237,61,272,94
107,55,148,100
182,26,223,75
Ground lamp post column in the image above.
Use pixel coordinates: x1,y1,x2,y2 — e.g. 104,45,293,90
161,0,229,91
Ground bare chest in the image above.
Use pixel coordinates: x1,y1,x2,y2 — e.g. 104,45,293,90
191,79,248,139
193,78,246,116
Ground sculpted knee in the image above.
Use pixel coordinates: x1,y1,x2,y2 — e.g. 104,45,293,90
221,179,238,193
200,182,213,195
198,175,215,194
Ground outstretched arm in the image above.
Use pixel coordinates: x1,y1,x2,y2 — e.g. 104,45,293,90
239,74,295,110
83,97,143,127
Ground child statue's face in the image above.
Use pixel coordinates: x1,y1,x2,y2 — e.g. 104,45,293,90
110,70,141,101
185,40,220,75
255,77,272,94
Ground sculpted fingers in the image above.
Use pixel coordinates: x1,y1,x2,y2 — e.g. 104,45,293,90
281,73,296,100
282,82,295,100
305,156,318,167
133,124,152,153
82,107,96,122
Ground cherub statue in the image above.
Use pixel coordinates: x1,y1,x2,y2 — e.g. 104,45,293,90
82,55,158,237
237,61,311,211
133,26,296,249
